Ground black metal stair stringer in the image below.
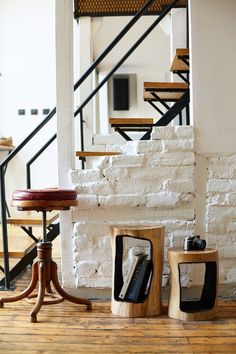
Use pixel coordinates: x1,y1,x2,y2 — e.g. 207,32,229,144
140,90,190,140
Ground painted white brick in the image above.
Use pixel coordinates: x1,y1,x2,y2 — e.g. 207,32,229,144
175,125,194,139
151,126,176,140
146,192,181,208
227,221,236,232
127,166,177,180
99,195,146,208
207,179,236,193
74,222,110,237
71,169,101,185
76,195,99,209
110,154,145,167
103,166,129,182
98,260,113,277
75,181,115,195
162,138,194,152
136,140,162,154
149,151,195,166
226,192,236,205
162,179,195,193
75,261,99,276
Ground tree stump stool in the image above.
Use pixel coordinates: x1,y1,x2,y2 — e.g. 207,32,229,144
110,225,164,317
168,247,218,321
0,189,92,322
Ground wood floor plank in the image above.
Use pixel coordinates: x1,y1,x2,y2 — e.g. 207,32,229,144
1,268,236,353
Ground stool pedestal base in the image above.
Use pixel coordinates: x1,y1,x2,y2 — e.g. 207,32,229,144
0,242,92,323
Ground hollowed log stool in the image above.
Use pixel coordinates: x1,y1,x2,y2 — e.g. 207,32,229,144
0,189,92,323
168,247,218,321
110,225,164,317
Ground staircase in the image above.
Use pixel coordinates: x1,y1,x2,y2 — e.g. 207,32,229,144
0,0,188,288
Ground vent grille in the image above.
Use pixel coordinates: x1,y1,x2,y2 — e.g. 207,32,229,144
74,0,187,18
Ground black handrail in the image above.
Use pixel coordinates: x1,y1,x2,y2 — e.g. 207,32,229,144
0,0,181,289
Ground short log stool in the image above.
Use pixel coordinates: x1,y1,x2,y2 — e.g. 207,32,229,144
110,225,164,317
168,247,218,321
0,189,92,322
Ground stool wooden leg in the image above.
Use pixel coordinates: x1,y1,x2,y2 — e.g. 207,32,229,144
0,262,38,308
50,261,92,311
30,261,46,323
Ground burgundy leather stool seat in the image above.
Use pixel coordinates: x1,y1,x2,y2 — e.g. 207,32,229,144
12,188,77,201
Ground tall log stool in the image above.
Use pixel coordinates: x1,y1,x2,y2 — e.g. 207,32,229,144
110,225,164,317
0,189,92,322
168,247,218,321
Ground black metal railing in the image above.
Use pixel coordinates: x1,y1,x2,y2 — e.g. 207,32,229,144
0,0,185,289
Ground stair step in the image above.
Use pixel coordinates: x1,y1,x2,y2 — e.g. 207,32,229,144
170,48,189,73
76,151,122,158
143,82,189,101
0,225,41,258
109,118,154,126
7,210,59,226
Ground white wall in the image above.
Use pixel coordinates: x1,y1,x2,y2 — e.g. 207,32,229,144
0,0,57,209
190,0,236,155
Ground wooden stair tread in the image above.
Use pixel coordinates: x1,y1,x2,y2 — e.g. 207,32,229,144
109,118,154,125
76,151,121,157
7,210,59,226
144,82,188,90
143,82,189,101
0,225,41,258
144,91,186,101
170,48,189,72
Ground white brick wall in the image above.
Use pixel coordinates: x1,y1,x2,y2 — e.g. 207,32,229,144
206,154,236,284
71,126,196,288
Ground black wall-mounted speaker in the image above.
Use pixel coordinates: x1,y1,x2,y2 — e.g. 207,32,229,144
113,77,129,111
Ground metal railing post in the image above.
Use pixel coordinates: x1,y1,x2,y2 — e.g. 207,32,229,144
0,167,11,289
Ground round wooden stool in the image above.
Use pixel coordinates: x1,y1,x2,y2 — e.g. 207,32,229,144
0,189,92,322
110,225,164,317
168,247,218,321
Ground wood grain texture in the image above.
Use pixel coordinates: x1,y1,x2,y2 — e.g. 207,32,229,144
109,118,154,125
76,151,121,157
7,211,59,226
110,225,164,317
168,247,219,321
170,48,189,72
1,277,236,354
11,199,78,211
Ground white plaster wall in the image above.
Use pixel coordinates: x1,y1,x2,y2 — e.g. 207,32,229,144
0,0,57,210
189,0,236,154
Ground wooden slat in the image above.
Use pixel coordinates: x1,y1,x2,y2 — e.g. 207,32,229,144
0,225,41,258
143,82,189,101
7,210,59,226
109,118,154,125
170,48,189,72
76,151,121,157
144,82,188,90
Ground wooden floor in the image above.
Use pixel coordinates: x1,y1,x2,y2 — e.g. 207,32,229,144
1,266,236,354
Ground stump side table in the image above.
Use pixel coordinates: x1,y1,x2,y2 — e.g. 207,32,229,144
0,189,92,323
110,225,164,317
168,247,218,321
